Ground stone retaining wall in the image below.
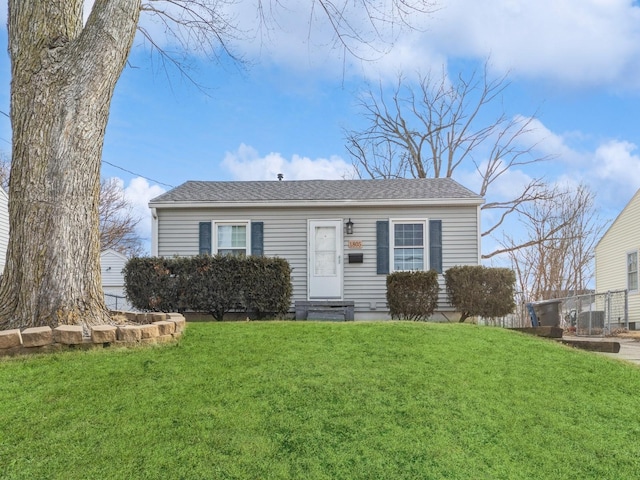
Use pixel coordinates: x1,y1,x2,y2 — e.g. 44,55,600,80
0,312,186,357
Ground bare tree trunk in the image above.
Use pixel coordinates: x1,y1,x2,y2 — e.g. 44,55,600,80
0,0,141,329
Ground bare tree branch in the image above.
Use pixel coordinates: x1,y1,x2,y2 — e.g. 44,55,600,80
137,0,439,87
99,178,144,257
0,153,10,191
345,62,554,258
500,184,608,302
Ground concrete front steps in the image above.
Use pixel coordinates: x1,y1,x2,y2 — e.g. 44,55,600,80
295,301,355,321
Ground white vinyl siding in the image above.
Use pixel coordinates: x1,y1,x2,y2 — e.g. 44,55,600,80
628,251,638,292
0,189,8,275
595,189,640,325
156,204,480,317
100,249,128,287
100,249,132,311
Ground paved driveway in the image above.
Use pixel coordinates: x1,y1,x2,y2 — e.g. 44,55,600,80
599,337,640,366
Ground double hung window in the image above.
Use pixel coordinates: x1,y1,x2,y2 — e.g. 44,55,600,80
392,221,426,271
215,222,249,256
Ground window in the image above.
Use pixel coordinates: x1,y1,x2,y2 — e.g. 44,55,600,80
214,222,249,256
392,221,426,271
377,219,442,275
201,221,263,256
628,251,638,292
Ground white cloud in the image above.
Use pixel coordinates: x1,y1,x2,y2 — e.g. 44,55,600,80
512,116,581,163
415,0,640,89
450,114,640,224
222,143,357,181
227,1,437,78
593,140,640,181
514,129,640,207
8,1,640,90
124,177,165,240
220,0,640,90
519,128,640,210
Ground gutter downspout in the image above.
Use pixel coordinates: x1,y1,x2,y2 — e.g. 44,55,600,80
477,204,482,265
150,207,158,256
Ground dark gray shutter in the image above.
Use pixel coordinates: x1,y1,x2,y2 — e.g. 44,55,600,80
251,222,264,256
199,222,211,255
429,219,442,274
376,220,389,274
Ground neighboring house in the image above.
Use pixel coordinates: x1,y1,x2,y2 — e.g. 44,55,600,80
0,188,8,275
595,188,640,327
100,248,132,311
149,178,484,320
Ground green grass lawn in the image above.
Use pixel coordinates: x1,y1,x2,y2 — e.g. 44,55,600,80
1,322,640,479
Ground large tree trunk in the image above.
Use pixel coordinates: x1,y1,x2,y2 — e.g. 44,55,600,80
0,0,141,329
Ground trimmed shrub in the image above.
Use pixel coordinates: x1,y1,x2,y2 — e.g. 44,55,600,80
122,257,189,313
186,255,244,321
386,270,440,321
123,255,292,320
240,256,293,319
444,265,516,322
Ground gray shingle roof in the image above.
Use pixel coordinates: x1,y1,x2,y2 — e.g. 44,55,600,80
150,178,483,204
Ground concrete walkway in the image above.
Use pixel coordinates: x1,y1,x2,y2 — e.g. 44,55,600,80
563,335,640,366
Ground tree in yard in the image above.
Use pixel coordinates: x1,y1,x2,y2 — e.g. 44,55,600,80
0,159,142,256
1,1,435,329
500,183,607,303
0,152,10,190
345,64,558,259
99,178,144,257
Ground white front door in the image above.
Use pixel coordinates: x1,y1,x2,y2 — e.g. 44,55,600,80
308,220,343,299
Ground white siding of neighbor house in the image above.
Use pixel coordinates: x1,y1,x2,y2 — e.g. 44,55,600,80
0,189,8,275
101,249,128,286
100,249,133,311
595,189,640,324
155,204,480,319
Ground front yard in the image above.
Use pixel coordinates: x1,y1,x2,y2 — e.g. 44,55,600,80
1,321,639,479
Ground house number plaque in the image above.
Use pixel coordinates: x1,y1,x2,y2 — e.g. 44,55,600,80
348,240,363,249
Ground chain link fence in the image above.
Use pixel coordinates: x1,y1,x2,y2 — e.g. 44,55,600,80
557,290,627,336
481,290,628,336
104,292,133,312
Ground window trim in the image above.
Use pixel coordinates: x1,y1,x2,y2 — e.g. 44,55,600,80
390,219,428,272
212,220,251,256
627,250,638,293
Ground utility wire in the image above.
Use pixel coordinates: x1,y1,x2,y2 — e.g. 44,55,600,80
1,110,174,189
0,111,10,145
101,160,175,189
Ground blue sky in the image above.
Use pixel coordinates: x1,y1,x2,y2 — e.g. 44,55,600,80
1,0,640,256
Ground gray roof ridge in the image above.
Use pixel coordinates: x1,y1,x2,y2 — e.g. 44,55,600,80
150,177,483,204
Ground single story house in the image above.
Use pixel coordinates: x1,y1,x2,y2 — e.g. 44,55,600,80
149,178,484,320
100,248,132,311
595,188,640,327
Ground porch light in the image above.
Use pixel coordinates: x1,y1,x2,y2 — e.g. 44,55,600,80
346,218,354,235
